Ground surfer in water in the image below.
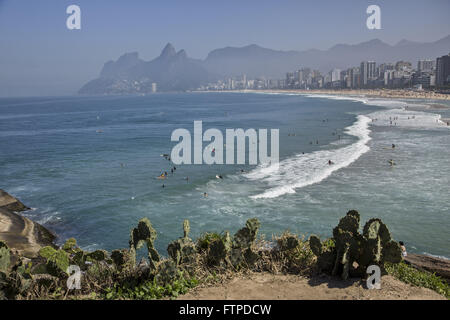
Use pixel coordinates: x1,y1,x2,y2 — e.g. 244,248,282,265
328,160,334,165
216,175,223,179
392,144,396,149
388,159,396,166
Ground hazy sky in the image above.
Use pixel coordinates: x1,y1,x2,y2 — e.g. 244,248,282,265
1,0,449,97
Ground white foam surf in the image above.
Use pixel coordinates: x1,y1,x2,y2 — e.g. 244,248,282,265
248,115,372,199
298,93,449,129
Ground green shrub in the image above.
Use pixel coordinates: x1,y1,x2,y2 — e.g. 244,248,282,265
39,246,70,275
103,275,198,300
385,261,449,298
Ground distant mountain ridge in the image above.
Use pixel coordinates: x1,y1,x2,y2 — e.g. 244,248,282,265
204,35,450,78
79,36,450,94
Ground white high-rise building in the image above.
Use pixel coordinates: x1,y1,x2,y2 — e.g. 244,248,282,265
417,59,435,72
360,61,376,86
331,69,341,82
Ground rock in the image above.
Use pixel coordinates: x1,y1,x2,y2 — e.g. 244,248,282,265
0,189,29,212
0,190,56,258
404,254,450,282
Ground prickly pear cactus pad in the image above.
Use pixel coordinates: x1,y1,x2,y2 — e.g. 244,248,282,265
309,210,402,279
129,218,160,270
167,220,197,266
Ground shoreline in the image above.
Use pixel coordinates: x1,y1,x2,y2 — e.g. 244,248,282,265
0,189,56,258
200,89,450,102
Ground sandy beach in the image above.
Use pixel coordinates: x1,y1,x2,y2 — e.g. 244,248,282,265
228,89,450,101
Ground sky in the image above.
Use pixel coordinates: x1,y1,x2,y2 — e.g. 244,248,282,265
0,0,449,97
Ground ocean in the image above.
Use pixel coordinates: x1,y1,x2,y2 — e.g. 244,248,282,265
0,92,449,258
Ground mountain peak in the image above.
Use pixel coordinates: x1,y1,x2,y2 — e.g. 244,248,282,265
160,43,176,58
359,38,386,46
176,49,187,59
395,39,418,46
117,52,140,62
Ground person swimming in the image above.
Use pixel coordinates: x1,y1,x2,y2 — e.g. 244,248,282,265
392,144,395,149
203,192,208,197
388,159,396,166
328,160,334,165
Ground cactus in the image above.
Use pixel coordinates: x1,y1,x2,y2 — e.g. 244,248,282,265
62,238,78,252
154,260,182,285
129,218,160,270
233,218,260,248
230,218,261,268
87,250,108,262
0,241,11,273
277,234,300,251
206,232,232,266
111,249,135,272
39,246,70,276
309,235,322,256
167,220,197,266
309,210,402,279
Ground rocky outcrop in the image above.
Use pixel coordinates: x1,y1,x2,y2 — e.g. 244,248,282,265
0,189,29,212
404,254,450,283
0,190,55,258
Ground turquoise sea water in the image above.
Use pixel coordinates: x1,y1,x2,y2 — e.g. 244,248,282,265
0,93,449,258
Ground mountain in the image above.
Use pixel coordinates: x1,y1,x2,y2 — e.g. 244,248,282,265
79,36,450,94
79,43,212,94
204,36,450,78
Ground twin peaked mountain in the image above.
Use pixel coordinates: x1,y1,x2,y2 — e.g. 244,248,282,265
79,36,450,94
79,43,211,94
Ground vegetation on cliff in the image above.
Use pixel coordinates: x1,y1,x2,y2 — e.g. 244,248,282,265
0,210,448,300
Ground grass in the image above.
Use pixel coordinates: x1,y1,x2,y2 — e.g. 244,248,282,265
385,261,449,298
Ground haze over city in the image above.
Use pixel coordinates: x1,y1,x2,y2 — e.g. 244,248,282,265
0,0,449,96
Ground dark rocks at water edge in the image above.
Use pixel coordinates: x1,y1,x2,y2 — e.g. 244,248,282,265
404,254,450,283
0,189,29,212
0,189,56,258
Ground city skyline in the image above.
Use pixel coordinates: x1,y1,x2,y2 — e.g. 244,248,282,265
1,0,450,96
200,53,450,91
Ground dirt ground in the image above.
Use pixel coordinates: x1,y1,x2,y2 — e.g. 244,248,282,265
179,272,446,300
